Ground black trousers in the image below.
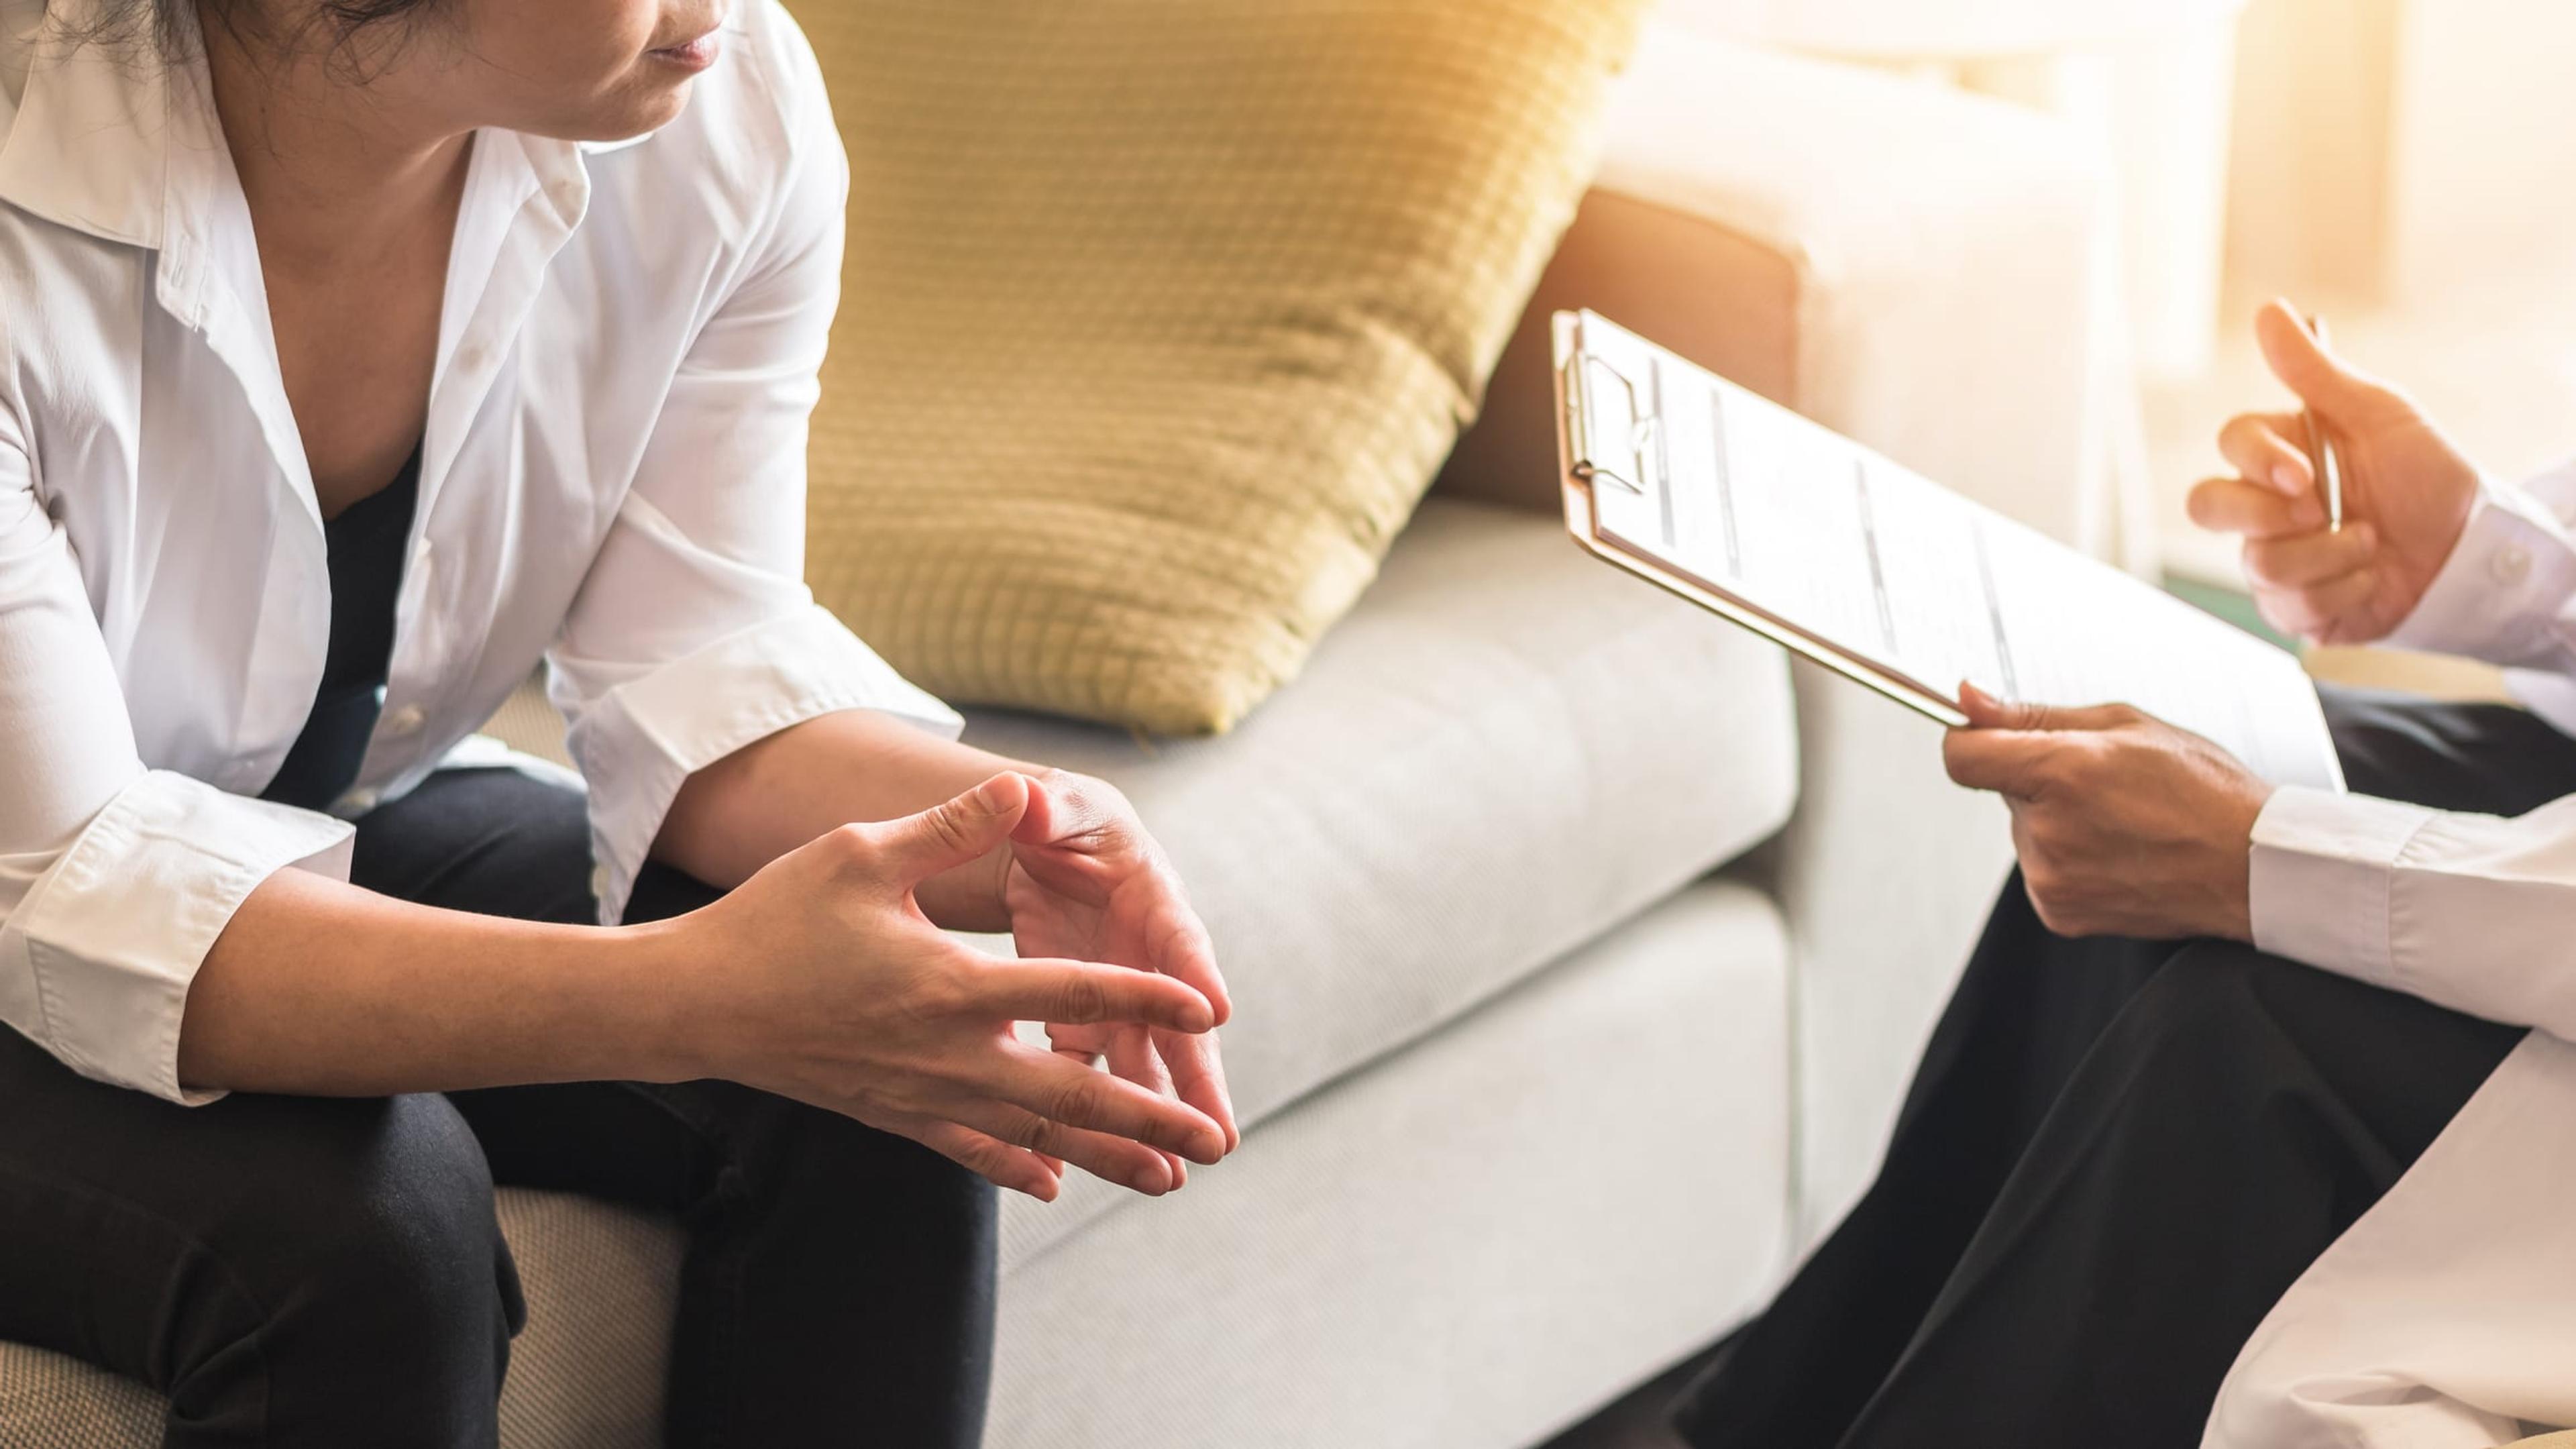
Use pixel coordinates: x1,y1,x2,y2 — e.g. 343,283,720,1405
1674,687,2576,1448
0,767,995,1448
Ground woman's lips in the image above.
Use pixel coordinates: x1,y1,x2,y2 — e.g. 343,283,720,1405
649,32,720,71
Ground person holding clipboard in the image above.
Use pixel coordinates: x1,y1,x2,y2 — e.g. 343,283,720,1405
1673,299,2576,1446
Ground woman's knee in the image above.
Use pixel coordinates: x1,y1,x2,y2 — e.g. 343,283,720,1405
725,1087,996,1238
122,1093,525,1441
215,1093,521,1356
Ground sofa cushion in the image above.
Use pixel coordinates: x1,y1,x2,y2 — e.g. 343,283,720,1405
959,496,1796,1260
991,880,1793,1446
794,0,1648,734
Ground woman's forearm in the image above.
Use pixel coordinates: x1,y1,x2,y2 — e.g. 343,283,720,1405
177,865,701,1097
184,711,1044,1099
656,710,1042,932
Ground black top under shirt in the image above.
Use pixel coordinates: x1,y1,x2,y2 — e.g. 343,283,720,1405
260,443,423,813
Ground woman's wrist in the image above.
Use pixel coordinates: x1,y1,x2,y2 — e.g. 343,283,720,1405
611,914,743,1085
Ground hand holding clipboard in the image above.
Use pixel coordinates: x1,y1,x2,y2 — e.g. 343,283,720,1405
1556,308,2346,793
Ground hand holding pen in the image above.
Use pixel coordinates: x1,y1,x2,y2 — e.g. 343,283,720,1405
2185,299,2485,645
2300,315,2347,533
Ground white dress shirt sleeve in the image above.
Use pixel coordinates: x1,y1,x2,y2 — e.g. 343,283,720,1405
2251,787,2576,1041
2247,459,2576,1033
2384,463,2576,672
545,51,959,926
0,403,352,1105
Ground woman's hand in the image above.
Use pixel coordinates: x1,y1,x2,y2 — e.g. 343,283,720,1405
2186,300,2482,645
1942,687,2276,942
665,773,1230,1201
1002,771,1239,1186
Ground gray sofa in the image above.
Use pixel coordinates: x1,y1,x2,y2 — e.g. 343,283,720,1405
1,19,2131,1448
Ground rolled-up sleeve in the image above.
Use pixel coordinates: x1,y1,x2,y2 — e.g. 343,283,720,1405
546,48,957,926
0,407,351,1104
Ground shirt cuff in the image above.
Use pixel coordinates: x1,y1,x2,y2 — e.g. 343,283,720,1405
2385,478,2576,668
563,604,964,924
2248,786,2438,988
0,771,354,1104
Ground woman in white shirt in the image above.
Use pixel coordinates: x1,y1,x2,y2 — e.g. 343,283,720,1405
1673,301,2576,1448
0,0,1240,1444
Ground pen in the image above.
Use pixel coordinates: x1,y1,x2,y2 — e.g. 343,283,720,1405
2302,315,2345,533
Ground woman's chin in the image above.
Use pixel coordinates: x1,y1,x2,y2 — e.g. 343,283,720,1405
535,83,700,146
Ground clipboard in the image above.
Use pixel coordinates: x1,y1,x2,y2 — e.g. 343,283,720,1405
1552,309,1972,729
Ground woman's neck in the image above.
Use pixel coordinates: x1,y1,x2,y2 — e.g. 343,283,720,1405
197,11,472,276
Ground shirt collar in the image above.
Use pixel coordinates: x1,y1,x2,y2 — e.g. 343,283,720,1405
0,0,201,248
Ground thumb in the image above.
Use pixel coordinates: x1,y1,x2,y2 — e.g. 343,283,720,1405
880,773,1030,882
2254,300,2393,424
1958,682,2135,734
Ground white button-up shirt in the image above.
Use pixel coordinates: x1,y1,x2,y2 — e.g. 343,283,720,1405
2208,464,2576,1444
0,0,957,1105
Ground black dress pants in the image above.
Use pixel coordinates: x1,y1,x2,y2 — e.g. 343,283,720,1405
1674,688,2576,1448
0,767,995,1448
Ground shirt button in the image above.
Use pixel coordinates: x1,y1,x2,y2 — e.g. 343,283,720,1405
2493,545,2534,586
381,704,426,737
589,865,612,902
339,787,382,814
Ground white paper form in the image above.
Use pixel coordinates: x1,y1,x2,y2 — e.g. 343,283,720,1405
1573,314,2345,792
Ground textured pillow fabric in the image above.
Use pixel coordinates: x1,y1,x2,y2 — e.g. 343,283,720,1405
793,0,1647,733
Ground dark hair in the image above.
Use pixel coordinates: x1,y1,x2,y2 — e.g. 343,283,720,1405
48,0,445,66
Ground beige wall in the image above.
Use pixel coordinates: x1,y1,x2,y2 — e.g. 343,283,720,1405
2226,0,2576,309
2385,0,2576,303
2221,0,2402,307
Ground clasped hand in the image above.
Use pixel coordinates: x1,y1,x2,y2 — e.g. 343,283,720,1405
1945,300,2484,940
666,772,1234,1202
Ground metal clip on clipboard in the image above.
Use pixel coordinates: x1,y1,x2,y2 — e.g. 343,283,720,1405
1552,309,1973,731
1563,350,1660,496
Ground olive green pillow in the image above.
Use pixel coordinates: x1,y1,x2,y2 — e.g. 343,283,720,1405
796,0,1646,733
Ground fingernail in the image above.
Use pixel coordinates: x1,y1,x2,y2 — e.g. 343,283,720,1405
1129,1161,1171,1194
1959,682,1994,712
1190,1127,1226,1165
975,774,1016,810
2271,464,2304,495
1177,996,1215,1033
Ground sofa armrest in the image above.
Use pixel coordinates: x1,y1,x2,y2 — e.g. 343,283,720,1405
1744,662,2012,1251
1433,183,1801,513
1441,21,2121,555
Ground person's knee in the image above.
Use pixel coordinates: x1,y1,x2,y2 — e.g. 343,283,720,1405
731,1089,996,1238
152,1094,517,1440
2100,945,2334,1100
249,1094,520,1355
